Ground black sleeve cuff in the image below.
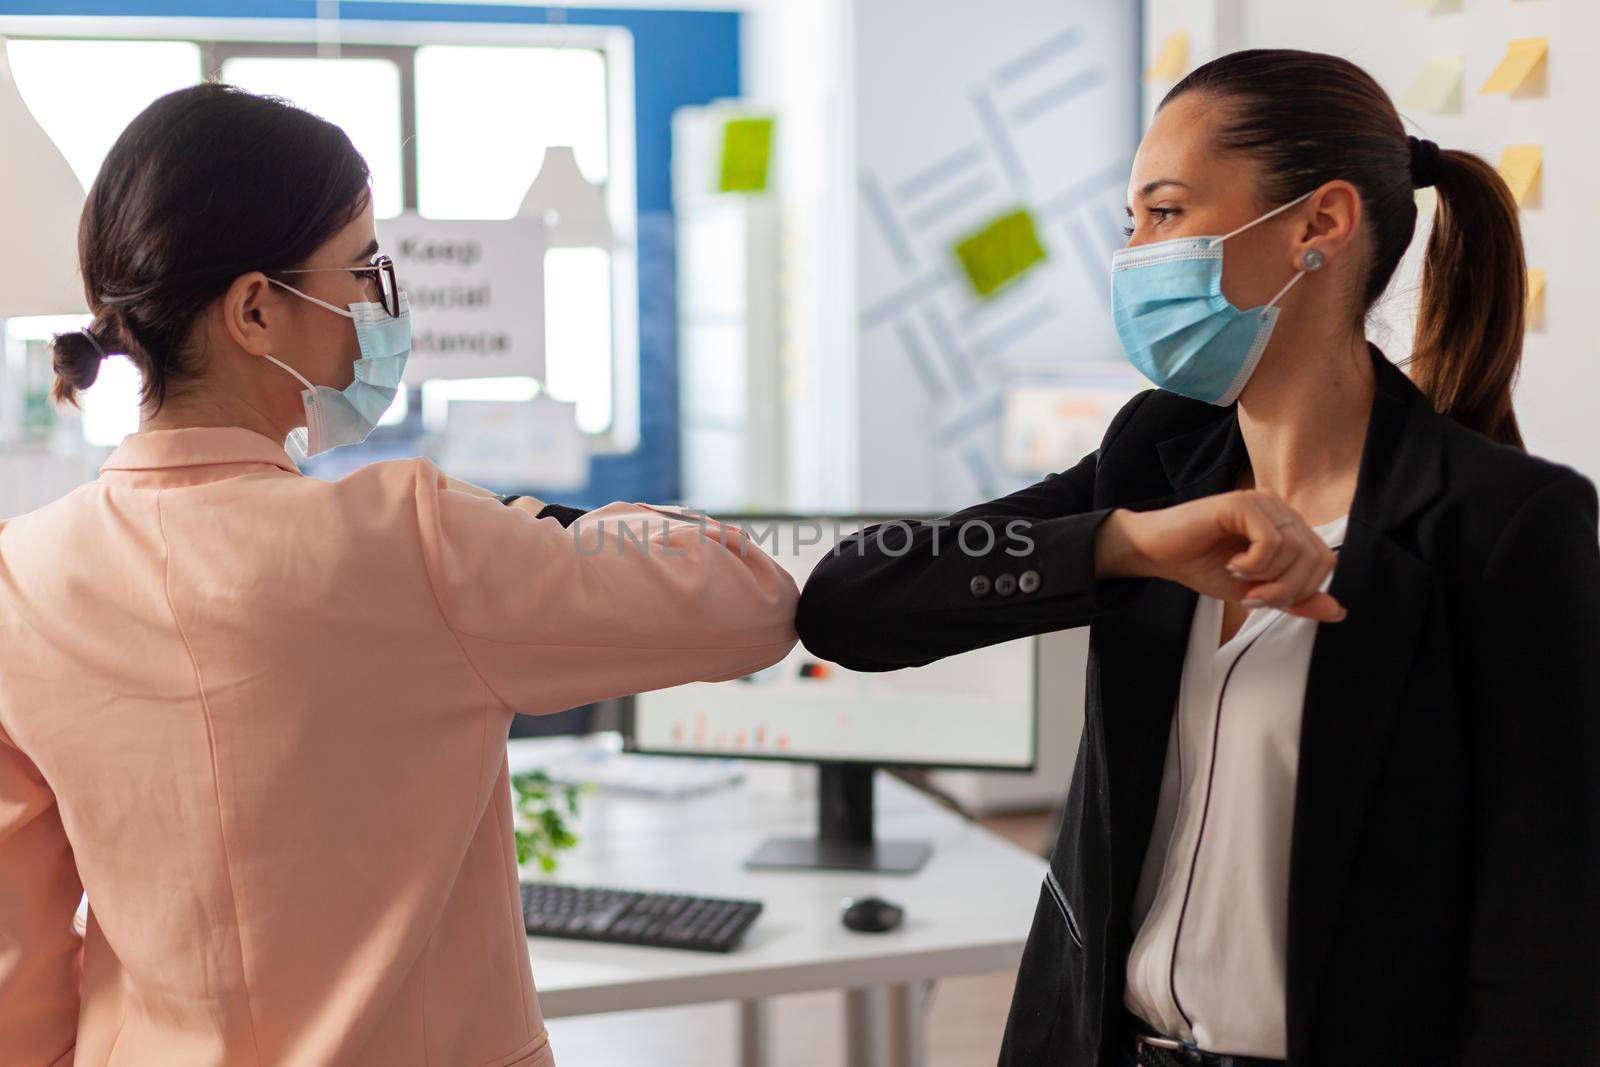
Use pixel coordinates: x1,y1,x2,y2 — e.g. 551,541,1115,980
498,495,587,528
535,503,587,528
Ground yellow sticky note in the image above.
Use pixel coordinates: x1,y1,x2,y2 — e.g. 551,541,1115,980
1146,32,1189,83
1480,36,1548,94
1402,55,1463,112
1527,268,1546,312
1497,145,1543,206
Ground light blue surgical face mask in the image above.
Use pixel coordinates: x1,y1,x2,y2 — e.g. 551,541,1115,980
263,282,411,457
1110,190,1320,406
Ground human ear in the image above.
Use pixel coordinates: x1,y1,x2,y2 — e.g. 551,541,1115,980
1295,179,1362,268
220,272,279,358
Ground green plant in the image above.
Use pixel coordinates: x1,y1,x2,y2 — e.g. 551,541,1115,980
510,770,586,875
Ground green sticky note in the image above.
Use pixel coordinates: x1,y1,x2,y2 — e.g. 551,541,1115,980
719,117,774,193
954,209,1048,298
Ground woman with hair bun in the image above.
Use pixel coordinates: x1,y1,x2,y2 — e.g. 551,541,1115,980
0,83,798,1067
798,49,1599,1067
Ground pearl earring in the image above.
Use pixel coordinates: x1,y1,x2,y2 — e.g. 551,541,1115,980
1301,248,1326,271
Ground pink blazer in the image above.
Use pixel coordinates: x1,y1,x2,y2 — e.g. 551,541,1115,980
0,427,798,1067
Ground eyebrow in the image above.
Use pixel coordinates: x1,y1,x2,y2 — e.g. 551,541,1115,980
1125,179,1193,213
353,238,380,262
1138,179,1191,197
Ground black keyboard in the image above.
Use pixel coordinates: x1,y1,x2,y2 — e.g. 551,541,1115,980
519,882,763,954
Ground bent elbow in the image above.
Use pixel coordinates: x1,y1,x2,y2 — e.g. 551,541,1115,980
795,581,897,673
701,634,799,683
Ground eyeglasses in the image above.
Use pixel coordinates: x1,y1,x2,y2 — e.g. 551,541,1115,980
274,253,401,318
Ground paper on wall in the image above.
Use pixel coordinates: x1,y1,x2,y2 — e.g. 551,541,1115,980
1497,145,1543,206
1480,36,1548,94
436,395,588,491
953,209,1048,299
381,214,546,385
1402,55,1463,113
1000,380,1143,475
1146,32,1189,83
1527,268,1546,328
719,116,775,194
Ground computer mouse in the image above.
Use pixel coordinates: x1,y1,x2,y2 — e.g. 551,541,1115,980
841,896,904,934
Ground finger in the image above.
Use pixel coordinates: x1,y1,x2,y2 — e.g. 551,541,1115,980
1282,590,1346,622
1226,527,1293,582
1222,518,1299,585
1244,540,1336,610
1221,496,1291,576
1240,526,1329,605
1226,497,1312,579
1242,550,1322,609
443,475,500,499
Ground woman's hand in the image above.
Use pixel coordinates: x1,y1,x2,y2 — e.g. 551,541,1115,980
441,474,502,499
442,474,547,516
1094,491,1346,622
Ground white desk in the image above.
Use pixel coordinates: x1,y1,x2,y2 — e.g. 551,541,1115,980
508,740,1048,1067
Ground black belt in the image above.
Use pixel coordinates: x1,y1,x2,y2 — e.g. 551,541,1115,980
1134,1034,1285,1067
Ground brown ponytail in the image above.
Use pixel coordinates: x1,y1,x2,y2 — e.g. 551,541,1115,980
1164,49,1527,449
50,317,125,407
1410,149,1525,448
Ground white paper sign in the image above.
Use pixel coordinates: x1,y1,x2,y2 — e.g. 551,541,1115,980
435,396,588,491
1001,380,1144,475
381,214,545,384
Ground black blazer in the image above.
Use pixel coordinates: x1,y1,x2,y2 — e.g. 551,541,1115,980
795,347,1600,1067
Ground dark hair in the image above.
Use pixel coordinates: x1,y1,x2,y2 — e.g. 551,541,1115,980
1163,49,1525,448
51,82,372,411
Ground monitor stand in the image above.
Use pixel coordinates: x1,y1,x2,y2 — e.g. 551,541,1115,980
745,762,932,874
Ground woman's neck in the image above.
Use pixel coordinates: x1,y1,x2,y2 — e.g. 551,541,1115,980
1233,325,1375,526
139,391,289,446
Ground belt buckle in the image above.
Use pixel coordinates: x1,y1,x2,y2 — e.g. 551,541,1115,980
1136,1034,1202,1065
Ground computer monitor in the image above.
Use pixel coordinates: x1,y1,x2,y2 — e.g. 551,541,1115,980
627,515,1038,874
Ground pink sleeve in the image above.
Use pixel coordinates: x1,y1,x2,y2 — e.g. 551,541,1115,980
414,463,799,716
0,728,82,1066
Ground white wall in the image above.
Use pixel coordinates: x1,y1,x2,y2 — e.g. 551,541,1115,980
850,0,1142,512
1144,0,1600,484
749,0,1144,515
742,0,860,513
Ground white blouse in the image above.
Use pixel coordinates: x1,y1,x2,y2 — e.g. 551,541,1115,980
1124,513,1349,1058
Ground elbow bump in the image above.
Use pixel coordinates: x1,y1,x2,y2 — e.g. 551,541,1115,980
793,588,844,653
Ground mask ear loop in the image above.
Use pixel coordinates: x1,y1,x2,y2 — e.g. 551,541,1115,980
1265,245,1329,310
1205,189,1322,310
1263,266,1309,310
261,352,317,393
268,277,357,319
1205,188,1317,250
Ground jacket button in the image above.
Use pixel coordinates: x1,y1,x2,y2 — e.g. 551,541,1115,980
1019,569,1040,594
995,573,1017,597
969,575,992,598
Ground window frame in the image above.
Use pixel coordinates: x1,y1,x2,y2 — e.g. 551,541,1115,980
0,13,642,453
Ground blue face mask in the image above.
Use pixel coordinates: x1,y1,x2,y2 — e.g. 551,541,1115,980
1110,190,1318,406
263,282,411,457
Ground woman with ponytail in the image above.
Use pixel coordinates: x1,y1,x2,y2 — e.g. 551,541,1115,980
797,49,1598,1066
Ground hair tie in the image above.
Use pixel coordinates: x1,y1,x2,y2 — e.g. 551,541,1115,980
80,327,108,361
1408,135,1442,190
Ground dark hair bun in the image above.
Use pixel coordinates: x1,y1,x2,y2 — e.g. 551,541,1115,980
50,326,112,405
